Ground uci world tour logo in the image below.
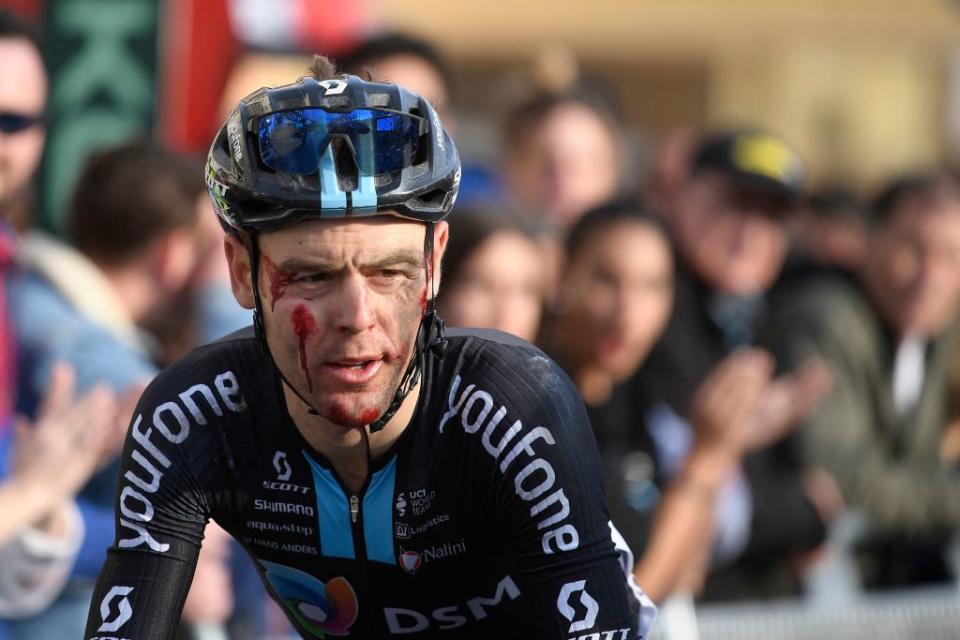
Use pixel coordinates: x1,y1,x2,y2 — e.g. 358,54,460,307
261,561,358,636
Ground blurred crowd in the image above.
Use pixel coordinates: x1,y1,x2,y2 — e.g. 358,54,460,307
2,8,960,640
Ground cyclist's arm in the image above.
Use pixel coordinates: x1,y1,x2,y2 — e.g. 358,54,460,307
83,388,214,640
472,346,657,638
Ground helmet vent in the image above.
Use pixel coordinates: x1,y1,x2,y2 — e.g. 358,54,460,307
407,163,428,179
412,189,446,207
331,138,359,191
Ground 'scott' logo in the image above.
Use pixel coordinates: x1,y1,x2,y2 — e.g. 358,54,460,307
97,585,134,633
273,451,292,481
557,580,599,633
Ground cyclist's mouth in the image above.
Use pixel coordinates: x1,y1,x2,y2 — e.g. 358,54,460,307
321,358,384,384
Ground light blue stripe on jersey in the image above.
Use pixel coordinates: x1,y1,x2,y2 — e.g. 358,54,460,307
318,146,347,211
303,452,355,559
363,455,397,565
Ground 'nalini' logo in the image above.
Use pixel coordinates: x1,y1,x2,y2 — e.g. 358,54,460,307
261,561,358,636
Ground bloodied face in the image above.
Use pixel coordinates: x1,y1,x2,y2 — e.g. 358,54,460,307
227,216,447,429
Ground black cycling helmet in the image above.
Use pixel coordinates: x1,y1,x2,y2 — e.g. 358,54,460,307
206,73,460,233
205,65,458,433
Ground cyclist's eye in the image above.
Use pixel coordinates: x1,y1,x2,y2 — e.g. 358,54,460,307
297,272,333,284
370,267,417,282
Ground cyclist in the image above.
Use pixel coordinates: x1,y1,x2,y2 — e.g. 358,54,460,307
84,56,655,639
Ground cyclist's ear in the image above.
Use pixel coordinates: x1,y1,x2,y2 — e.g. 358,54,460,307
431,221,449,295
224,234,255,309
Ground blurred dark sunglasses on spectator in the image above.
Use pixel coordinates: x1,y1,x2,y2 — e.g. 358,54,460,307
0,112,44,134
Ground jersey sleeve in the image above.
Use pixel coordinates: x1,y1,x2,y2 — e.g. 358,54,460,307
449,339,657,639
83,362,243,640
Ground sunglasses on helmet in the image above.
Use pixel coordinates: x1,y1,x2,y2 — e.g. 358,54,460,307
257,108,425,176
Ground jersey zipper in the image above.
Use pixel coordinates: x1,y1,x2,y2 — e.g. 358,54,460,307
349,494,359,524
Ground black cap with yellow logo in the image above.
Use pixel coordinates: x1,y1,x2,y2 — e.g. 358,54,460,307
691,130,804,201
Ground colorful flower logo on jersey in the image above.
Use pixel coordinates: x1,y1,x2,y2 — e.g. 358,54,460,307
260,561,358,636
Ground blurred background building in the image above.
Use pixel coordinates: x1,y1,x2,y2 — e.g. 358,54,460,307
4,0,960,229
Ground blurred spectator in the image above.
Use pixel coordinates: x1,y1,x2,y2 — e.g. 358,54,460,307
768,172,960,589
0,366,123,620
0,11,44,231
631,129,836,601
785,188,868,276
643,127,696,220
542,200,788,603
437,211,545,342
334,31,500,211
6,140,222,637
543,201,674,402
0,10,130,636
501,89,625,229
337,31,453,128
0,9,44,419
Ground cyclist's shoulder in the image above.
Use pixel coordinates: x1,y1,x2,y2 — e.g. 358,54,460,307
139,326,263,414
442,327,570,385
434,328,583,429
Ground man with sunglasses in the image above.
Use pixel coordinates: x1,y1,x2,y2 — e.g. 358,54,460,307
0,11,45,442
0,14,45,225
84,56,655,639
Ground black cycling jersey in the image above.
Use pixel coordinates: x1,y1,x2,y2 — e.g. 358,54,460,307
84,327,655,639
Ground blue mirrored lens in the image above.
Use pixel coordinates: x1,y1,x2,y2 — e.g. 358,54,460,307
258,108,422,176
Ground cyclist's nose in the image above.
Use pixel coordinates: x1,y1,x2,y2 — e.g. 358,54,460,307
334,274,376,334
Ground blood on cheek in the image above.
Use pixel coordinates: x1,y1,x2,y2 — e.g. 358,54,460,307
291,305,317,392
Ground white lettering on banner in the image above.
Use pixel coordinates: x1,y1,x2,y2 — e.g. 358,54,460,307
438,375,580,554
384,575,520,634
117,371,247,552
